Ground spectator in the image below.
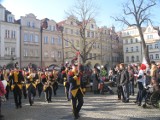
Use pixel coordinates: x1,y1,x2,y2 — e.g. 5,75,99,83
119,63,129,103
0,80,7,119
128,65,135,96
93,68,100,94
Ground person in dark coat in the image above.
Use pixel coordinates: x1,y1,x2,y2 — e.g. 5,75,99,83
128,65,135,96
119,63,129,103
92,68,100,94
115,64,122,100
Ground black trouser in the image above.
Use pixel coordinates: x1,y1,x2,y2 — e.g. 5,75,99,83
22,85,27,99
136,82,144,105
65,83,70,100
71,89,84,118
28,84,36,106
37,83,43,97
45,86,52,102
52,82,58,96
5,85,10,100
13,85,22,108
117,85,122,99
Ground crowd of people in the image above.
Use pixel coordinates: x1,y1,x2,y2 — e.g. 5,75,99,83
90,61,160,107
0,62,86,119
0,61,160,119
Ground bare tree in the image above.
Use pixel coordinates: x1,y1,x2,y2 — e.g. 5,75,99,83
65,0,99,64
112,0,156,65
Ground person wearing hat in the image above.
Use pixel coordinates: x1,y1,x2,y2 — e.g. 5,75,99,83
0,80,7,119
26,70,36,106
68,65,84,119
134,63,146,106
9,69,24,108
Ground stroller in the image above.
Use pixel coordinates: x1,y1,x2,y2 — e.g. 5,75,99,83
142,84,160,108
98,80,114,95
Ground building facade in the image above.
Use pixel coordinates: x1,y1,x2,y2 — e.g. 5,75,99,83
122,25,160,65
0,4,124,69
0,5,20,68
19,13,41,68
41,18,62,67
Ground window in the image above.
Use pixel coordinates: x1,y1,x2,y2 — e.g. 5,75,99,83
155,44,158,49
44,36,48,44
136,46,139,52
27,22,30,27
5,30,7,38
5,47,10,56
91,24,94,29
32,22,35,28
71,21,73,25
130,39,133,43
58,37,62,45
30,34,34,42
76,30,79,35
156,54,159,59
51,37,55,44
149,45,152,49
24,34,28,42
131,47,133,52
147,35,153,39
11,48,15,56
24,49,28,56
87,31,90,37
126,47,128,52
126,56,129,62
94,53,96,60
89,53,92,60
135,38,138,43
131,56,134,62
136,56,139,61
58,51,61,58
35,35,39,43
91,32,94,38
150,54,153,59
5,30,10,38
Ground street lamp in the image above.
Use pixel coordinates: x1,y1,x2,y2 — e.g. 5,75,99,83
59,26,65,64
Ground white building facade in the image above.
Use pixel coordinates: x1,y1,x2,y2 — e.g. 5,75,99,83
0,5,20,68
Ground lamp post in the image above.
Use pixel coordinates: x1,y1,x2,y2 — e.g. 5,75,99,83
59,26,64,64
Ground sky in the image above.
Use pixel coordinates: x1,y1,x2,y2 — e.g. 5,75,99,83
0,0,160,31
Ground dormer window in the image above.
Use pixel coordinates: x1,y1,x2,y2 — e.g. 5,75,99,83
91,24,94,29
27,22,31,27
8,15,14,23
32,22,35,28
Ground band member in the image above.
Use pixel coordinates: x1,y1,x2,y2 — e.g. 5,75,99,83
68,65,84,119
26,69,36,106
36,70,43,98
10,69,24,108
22,69,28,99
61,66,70,101
43,72,52,103
50,70,58,96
